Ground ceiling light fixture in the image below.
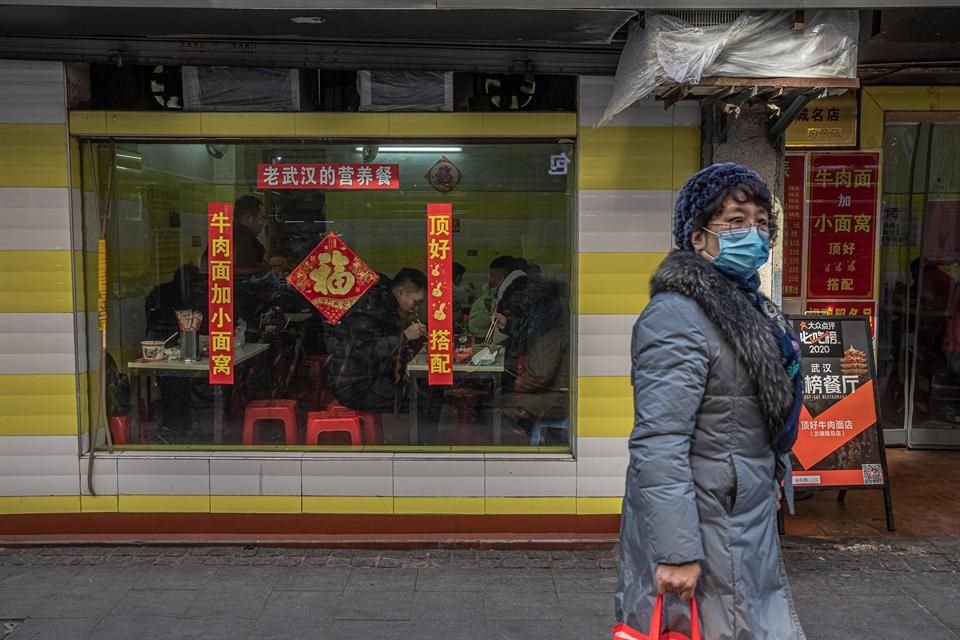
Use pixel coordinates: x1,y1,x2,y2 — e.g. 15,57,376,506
291,16,325,24
354,146,462,153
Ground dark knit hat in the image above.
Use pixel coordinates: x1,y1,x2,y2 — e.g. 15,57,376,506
672,162,769,251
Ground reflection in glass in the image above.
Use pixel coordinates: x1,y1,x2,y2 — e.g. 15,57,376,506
81,141,574,450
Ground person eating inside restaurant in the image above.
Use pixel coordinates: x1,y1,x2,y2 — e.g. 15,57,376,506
323,268,428,412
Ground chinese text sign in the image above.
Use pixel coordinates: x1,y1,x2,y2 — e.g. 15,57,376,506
783,155,806,299
287,232,379,325
208,203,234,385
806,152,880,300
257,164,400,190
790,317,885,488
427,203,454,386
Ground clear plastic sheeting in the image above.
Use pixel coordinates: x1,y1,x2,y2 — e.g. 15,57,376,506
600,11,859,126
183,66,303,112
357,71,453,112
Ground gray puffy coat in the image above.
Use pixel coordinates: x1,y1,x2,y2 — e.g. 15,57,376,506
616,252,805,640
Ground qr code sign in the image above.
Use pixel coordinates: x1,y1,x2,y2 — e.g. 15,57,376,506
862,464,884,485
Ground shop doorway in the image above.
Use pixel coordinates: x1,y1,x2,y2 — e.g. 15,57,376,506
877,115,960,448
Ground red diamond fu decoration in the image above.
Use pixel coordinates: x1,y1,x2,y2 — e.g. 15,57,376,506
287,232,379,325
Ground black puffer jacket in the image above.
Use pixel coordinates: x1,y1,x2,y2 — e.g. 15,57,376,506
323,276,407,411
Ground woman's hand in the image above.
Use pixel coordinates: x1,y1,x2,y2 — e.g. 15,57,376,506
655,562,701,602
492,312,507,330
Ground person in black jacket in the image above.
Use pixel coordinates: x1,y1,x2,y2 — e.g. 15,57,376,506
324,268,427,412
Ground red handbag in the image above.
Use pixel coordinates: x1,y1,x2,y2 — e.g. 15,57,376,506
612,594,701,640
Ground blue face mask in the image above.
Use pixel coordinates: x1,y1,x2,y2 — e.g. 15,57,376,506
702,226,770,278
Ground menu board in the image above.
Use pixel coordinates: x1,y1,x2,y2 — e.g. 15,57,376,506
788,316,894,530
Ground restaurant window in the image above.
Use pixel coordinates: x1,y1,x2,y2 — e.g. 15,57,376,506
80,139,574,451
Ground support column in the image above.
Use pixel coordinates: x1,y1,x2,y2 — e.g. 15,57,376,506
701,104,786,302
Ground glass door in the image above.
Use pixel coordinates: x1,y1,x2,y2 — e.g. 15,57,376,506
878,116,960,448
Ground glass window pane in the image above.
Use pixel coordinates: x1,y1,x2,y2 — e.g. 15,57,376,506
83,140,574,450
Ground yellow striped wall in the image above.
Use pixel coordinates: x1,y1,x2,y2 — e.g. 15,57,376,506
575,76,700,506
1,70,702,520
0,61,84,507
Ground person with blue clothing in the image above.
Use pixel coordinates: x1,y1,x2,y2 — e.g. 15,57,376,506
616,163,806,639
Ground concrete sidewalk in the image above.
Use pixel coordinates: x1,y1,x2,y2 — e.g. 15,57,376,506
1,539,958,640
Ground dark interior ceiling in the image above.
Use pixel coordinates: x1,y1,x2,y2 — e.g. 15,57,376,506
1,5,960,80
0,6,635,44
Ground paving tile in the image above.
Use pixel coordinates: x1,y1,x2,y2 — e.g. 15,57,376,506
183,583,273,620
254,590,341,629
88,615,180,640
273,567,351,592
133,566,219,591
415,568,486,592
896,572,960,630
345,568,417,591
0,567,76,593
167,617,253,640
211,566,282,587
111,588,200,617
327,620,414,640
29,586,132,619
408,620,491,640
483,569,556,592
65,566,147,591
559,616,612,640
0,589,58,618
335,589,414,621
484,589,561,621
486,618,565,640
411,590,485,622
557,591,615,619
553,569,618,594
793,594,957,639
4,617,98,640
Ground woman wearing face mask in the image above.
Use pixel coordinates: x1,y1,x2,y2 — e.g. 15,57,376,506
616,164,806,639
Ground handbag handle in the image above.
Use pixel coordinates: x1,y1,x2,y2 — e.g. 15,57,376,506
648,594,701,640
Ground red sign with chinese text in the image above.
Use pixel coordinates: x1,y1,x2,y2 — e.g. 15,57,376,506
287,232,379,325
804,300,877,336
806,152,880,300
426,203,454,386
257,164,400,190
208,203,234,385
783,155,806,298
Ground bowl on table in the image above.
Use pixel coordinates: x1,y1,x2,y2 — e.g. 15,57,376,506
140,340,166,361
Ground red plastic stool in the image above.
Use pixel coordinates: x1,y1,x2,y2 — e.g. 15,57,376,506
326,403,384,445
243,399,299,445
305,412,363,446
108,416,129,445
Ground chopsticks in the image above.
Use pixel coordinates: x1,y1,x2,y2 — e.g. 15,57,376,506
175,310,203,332
483,314,497,346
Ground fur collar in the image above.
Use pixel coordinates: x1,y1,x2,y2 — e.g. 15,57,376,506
650,251,793,440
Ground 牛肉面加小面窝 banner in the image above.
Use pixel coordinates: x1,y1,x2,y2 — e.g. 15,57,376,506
783,154,806,299
426,203,453,386
256,164,400,190
208,203,234,385
806,152,880,300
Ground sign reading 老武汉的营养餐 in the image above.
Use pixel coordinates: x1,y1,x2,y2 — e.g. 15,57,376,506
257,164,399,190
